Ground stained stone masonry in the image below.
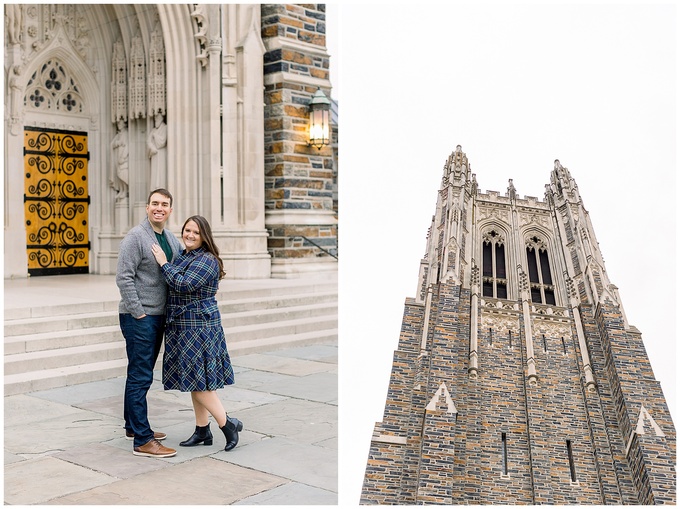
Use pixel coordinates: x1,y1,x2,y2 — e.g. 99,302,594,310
261,4,338,277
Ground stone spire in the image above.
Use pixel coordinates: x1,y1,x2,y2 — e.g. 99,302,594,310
443,144,471,188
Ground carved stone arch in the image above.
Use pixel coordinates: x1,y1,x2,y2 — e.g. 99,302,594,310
4,16,107,279
479,220,511,246
17,29,103,268
109,4,148,49
478,219,511,234
477,219,512,264
24,59,85,115
21,31,102,228
521,226,555,272
477,219,514,300
520,225,553,251
131,4,159,43
20,23,100,127
520,225,563,306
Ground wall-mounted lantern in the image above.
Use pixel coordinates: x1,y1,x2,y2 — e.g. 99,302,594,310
308,88,331,149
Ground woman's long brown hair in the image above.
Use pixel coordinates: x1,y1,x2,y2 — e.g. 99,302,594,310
182,215,226,279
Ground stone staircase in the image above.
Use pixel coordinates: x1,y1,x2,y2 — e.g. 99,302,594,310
4,281,338,396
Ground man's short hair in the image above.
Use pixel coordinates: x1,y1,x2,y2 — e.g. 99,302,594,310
147,188,173,207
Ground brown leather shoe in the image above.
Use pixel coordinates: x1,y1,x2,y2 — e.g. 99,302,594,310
126,431,167,441
133,439,176,458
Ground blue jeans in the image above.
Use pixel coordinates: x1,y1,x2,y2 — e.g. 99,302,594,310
120,313,164,448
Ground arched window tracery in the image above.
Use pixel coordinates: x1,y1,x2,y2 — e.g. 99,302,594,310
24,60,83,113
525,235,556,305
482,229,507,299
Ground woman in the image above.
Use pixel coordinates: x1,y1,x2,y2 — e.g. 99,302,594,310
151,215,243,451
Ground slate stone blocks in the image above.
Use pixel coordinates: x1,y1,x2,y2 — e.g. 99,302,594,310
261,5,336,263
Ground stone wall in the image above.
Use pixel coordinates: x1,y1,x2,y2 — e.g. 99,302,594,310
361,280,676,504
261,4,337,277
594,302,676,504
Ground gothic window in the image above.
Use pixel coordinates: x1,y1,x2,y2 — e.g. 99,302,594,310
24,60,83,113
482,230,508,299
525,236,556,305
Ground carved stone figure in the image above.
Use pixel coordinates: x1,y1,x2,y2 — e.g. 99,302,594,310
110,120,129,201
147,113,167,190
8,65,23,135
6,4,23,45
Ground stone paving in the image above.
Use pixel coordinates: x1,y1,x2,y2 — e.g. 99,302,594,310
4,342,338,505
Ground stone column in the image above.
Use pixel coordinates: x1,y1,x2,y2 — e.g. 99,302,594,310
261,4,337,278
519,267,539,384
218,4,271,279
469,265,480,377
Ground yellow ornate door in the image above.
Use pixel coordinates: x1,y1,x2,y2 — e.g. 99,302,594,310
24,127,90,276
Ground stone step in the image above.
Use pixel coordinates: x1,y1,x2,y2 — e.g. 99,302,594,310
218,291,337,314
4,312,338,375
229,327,338,356
4,301,118,321
4,276,337,396
4,358,130,397
5,311,120,337
4,341,126,375
4,325,123,355
3,328,338,396
3,282,339,321
213,282,338,302
4,291,337,337
221,301,337,328
225,315,338,342
4,302,337,355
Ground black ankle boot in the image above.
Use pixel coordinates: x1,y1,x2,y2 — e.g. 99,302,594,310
219,414,243,451
179,423,213,446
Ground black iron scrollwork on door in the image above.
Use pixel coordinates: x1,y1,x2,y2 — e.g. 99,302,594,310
24,127,90,276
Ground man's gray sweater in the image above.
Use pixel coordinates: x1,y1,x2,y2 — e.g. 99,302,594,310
116,217,182,317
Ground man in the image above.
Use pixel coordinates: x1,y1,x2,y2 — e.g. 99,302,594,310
116,189,182,457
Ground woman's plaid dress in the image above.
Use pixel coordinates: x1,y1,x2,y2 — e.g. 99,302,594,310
160,246,234,391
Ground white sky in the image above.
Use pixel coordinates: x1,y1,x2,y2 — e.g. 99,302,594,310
329,2,678,504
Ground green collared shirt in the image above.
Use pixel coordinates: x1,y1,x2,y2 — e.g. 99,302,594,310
155,231,174,263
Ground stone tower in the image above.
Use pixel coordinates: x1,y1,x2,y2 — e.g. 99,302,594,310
360,146,675,504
